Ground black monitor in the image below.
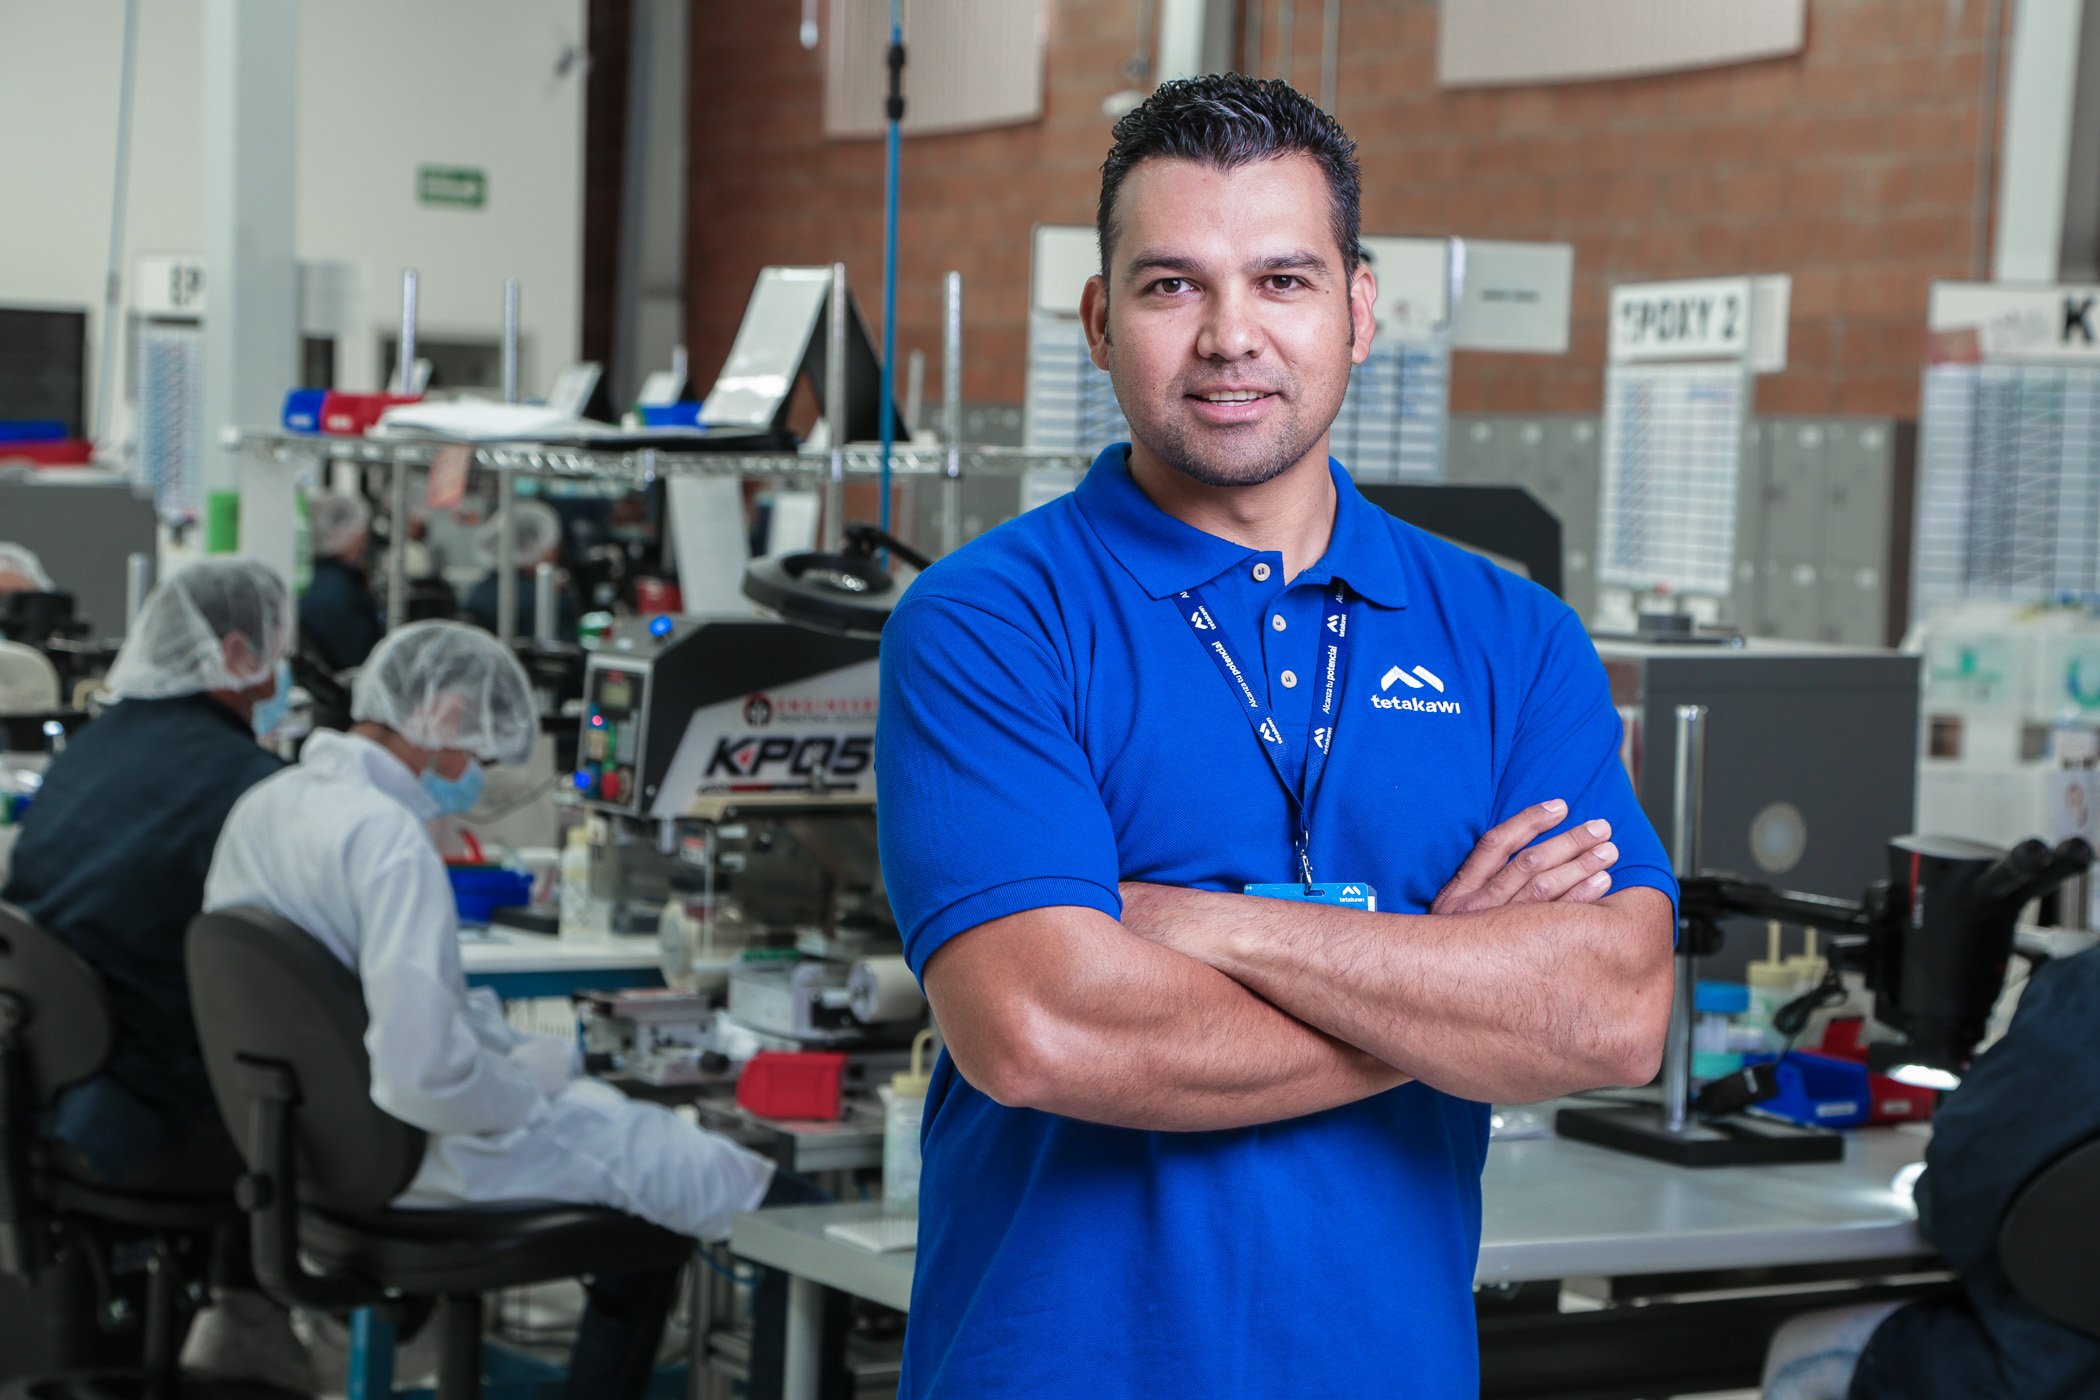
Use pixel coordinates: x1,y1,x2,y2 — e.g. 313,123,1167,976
0,306,89,437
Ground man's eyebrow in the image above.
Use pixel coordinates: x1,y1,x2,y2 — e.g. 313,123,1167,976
1119,249,1335,285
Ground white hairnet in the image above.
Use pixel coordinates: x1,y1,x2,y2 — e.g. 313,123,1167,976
475,499,563,567
0,543,53,591
104,557,291,700
310,493,372,560
350,620,537,764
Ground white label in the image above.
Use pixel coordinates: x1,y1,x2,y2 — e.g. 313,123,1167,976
1928,282,2100,361
1360,235,1452,342
135,254,206,318
1451,239,1573,354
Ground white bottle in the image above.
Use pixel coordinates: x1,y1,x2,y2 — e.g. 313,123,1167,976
879,1030,936,1207
558,825,605,941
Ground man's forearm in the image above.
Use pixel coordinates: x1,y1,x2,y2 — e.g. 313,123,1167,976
1120,885,1675,1104
923,907,1407,1133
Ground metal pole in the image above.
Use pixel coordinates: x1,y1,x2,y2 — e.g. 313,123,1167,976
905,349,925,438
939,271,963,557
396,269,419,394
502,279,520,404
124,553,153,628
1318,0,1341,113
385,458,410,629
533,560,557,646
496,471,518,643
1663,703,1708,1134
823,262,849,553
91,0,142,451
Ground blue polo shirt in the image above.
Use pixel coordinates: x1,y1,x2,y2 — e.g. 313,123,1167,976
875,445,1675,1398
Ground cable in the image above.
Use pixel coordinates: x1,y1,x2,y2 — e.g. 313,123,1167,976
468,767,567,824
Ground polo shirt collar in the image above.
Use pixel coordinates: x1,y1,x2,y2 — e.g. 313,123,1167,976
1074,444,1410,608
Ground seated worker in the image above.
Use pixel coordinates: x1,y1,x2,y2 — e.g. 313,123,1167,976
0,557,309,1389
204,621,775,1400
300,492,384,671
462,499,580,640
1761,943,2100,1398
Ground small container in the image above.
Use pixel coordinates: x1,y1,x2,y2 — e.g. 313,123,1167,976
445,866,533,926
1692,980,1750,1082
879,1030,936,1206
558,824,610,941
737,1050,847,1121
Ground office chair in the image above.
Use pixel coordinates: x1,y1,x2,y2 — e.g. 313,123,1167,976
0,902,244,1399
1998,1131,2100,1339
186,906,694,1400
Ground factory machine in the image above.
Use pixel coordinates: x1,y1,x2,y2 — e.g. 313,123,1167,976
572,614,927,1087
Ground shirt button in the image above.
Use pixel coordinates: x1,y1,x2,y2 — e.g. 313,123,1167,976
1280,670,1298,688
1252,562,1272,582
1271,613,1287,632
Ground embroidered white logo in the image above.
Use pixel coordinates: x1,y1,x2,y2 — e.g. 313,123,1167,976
1258,717,1282,744
1189,606,1218,631
1373,664,1460,714
1313,726,1331,751
1326,613,1347,636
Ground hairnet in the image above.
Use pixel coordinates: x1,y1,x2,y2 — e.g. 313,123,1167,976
476,499,563,567
104,557,291,699
0,543,53,591
310,493,372,560
350,620,537,764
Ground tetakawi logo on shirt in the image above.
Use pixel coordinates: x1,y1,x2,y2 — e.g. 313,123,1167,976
1313,726,1331,751
1372,664,1461,714
1326,613,1347,636
1258,717,1283,744
1189,605,1218,631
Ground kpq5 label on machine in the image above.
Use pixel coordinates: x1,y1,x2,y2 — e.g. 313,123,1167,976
650,659,881,815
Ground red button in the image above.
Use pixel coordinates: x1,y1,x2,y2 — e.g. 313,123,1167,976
600,770,622,801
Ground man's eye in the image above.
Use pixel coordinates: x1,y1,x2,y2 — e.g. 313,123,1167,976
1151,278,1191,295
1269,275,1303,291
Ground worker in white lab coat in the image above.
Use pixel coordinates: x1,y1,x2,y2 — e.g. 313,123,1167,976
205,620,775,1399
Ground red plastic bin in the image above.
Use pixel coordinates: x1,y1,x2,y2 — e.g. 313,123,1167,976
1815,1018,1938,1125
736,1050,847,1121
319,391,422,436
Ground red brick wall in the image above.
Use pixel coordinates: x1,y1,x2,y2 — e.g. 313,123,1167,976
687,0,2006,421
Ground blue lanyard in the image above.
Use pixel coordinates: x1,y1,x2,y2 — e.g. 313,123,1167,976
1173,577,1352,886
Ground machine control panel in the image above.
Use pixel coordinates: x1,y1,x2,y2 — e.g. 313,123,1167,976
578,662,647,811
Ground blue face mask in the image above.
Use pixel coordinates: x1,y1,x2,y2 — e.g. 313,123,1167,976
251,660,294,738
422,757,487,817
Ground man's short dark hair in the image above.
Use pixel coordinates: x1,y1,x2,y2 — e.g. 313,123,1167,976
1097,74,1362,282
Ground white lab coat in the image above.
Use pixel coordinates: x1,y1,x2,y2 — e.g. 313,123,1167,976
204,730,772,1239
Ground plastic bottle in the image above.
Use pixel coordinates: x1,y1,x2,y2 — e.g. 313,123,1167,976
558,825,608,941
879,1030,935,1207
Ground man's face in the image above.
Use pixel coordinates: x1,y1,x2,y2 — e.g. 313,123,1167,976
1082,153,1376,489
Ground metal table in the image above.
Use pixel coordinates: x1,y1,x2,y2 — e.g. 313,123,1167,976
731,1126,1935,1400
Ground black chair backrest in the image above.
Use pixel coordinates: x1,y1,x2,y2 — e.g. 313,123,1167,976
1999,1132,2100,1339
187,906,425,1214
0,902,112,1105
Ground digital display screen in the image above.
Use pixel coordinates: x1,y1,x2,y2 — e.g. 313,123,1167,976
599,674,634,710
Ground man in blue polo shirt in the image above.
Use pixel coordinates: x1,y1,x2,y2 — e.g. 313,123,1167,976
875,75,1677,1396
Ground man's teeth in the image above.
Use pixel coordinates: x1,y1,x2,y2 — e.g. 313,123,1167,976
1202,392,1264,403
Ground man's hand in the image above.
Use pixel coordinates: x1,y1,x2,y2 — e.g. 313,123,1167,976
1431,800,1618,915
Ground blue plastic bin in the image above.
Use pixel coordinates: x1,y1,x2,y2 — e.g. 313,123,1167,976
0,420,68,443
1743,1052,1870,1130
637,402,704,428
281,388,327,434
446,866,534,926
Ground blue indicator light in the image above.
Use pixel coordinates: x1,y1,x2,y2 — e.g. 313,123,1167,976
649,616,673,637
572,770,593,791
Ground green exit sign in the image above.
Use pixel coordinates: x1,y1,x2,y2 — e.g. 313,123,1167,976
417,164,487,209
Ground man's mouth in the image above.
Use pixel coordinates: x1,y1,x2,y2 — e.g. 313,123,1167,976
1189,389,1274,404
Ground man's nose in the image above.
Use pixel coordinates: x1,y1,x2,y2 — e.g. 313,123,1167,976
1194,286,1265,361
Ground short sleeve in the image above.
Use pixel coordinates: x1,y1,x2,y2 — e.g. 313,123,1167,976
1492,608,1678,914
877,592,1123,976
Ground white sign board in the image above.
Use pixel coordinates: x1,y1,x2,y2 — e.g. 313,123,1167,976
1032,224,1098,315
1451,240,1573,353
135,254,206,318
1610,275,1790,371
1928,282,2100,361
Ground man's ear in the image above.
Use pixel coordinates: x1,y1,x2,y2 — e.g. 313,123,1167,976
221,632,263,685
1348,262,1378,366
1081,274,1113,372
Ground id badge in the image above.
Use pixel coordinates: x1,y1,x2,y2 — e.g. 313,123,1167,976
1243,882,1377,912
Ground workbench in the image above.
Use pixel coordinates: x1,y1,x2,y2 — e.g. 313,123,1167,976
729,1124,1942,1400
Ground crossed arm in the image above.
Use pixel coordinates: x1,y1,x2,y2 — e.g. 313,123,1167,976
922,803,1677,1130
